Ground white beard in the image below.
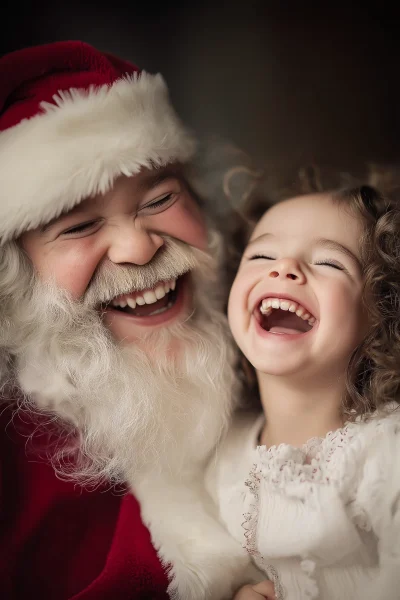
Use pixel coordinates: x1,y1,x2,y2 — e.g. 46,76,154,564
0,234,257,599
2,235,235,479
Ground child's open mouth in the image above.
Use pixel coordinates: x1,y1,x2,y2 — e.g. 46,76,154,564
257,297,316,334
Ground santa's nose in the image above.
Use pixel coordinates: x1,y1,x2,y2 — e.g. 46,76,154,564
107,224,164,265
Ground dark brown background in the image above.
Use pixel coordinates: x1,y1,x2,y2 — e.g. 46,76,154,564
3,1,400,171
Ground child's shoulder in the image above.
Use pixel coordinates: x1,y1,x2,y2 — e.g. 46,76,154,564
347,404,400,464
353,404,400,524
358,403,400,437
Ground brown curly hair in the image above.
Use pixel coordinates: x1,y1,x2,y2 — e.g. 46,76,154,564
224,163,400,419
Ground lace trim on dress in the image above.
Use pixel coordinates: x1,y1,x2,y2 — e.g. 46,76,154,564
252,424,359,493
241,408,400,600
243,465,287,599
242,423,359,599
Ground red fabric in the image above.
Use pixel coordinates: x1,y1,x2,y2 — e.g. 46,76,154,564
0,41,140,131
0,405,169,599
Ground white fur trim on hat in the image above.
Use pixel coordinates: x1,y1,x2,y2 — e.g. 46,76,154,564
0,72,196,242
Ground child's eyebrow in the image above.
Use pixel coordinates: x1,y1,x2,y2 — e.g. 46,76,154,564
247,232,273,246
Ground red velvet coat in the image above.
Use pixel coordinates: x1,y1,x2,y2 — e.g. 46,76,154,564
0,405,169,599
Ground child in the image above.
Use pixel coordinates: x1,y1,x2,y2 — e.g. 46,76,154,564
205,165,400,600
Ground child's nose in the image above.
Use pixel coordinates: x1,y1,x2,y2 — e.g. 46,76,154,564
268,257,306,283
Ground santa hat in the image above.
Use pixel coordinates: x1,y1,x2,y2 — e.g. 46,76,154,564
0,40,196,242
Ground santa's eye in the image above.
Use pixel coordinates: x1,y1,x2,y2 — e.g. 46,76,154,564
61,220,100,236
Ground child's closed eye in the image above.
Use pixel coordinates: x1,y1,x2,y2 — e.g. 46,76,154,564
314,260,345,271
249,254,275,260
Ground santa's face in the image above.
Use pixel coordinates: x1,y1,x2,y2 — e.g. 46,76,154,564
20,166,207,344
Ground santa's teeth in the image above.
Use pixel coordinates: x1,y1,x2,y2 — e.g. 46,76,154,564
143,290,157,304
155,285,166,300
110,277,178,309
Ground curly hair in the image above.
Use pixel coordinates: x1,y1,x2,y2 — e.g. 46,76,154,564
224,163,400,419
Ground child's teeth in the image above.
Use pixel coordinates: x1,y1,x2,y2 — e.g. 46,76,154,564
258,297,316,327
258,296,316,326
261,299,271,311
260,300,272,315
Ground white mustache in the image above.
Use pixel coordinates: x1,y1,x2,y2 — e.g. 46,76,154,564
83,238,199,308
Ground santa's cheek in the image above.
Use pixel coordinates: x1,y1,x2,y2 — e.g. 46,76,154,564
154,202,207,251
41,243,101,298
38,258,95,300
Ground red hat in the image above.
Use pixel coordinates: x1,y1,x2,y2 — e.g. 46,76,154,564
0,40,195,242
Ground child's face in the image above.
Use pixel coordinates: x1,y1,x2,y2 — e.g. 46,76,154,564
228,193,368,381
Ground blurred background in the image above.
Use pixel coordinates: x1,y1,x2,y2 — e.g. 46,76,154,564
3,1,400,173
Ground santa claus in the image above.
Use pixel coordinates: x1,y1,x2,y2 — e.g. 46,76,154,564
0,41,254,599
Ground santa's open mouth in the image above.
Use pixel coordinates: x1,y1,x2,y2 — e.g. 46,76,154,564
256,297,316,334
102,276,182,317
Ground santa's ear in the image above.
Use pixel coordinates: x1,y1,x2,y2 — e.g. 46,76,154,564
222,165,262,210
187,135,262,218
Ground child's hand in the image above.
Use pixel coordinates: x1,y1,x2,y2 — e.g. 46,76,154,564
233,580,276,600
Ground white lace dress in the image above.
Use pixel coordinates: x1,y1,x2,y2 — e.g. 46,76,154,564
205,408,400,600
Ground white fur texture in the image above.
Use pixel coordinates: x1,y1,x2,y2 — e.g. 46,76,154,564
0,236,258,598
0,72,195,242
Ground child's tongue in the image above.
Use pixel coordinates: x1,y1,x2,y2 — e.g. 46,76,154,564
269,325,304,334
266,310,309,334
